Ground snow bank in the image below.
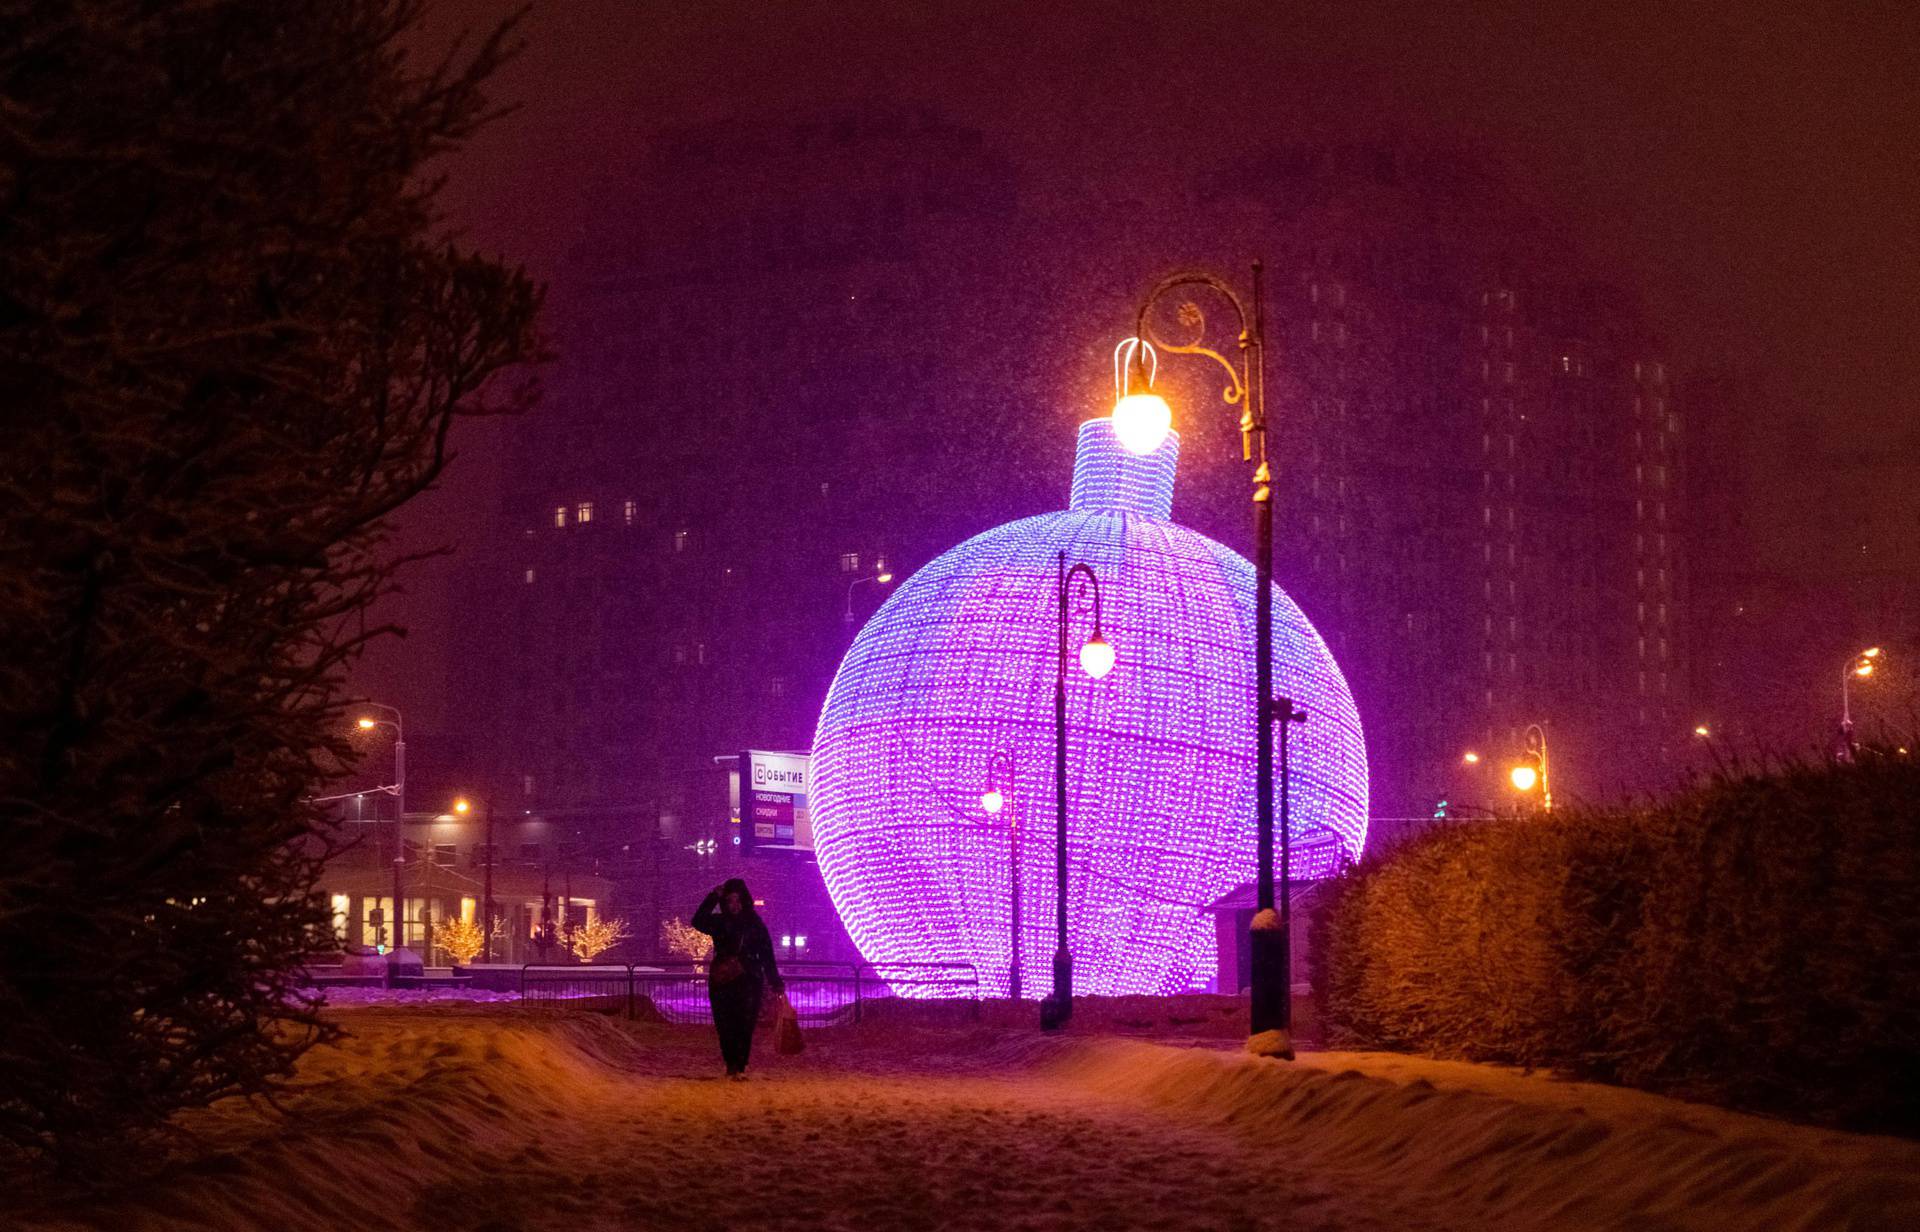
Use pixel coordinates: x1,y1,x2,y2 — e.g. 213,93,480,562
10,1005,1916,1232
1051,1038,1920,1231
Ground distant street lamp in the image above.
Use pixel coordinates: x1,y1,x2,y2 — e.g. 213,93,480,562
844,563,895,627
355,702,406,955
453,795,496,963
981,745,1022,1001
1838,647,1882,760
1509,723,1550,813
1121,264,1295,1054
1042,553,1111,1031
1693,724,1712,739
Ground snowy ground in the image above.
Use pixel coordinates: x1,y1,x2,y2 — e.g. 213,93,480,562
11,999,1918,1231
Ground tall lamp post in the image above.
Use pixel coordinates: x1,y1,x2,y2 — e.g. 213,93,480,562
355,703,406,956
453,795,496,963
1839,646,1882,761
981,746,1021,1001
844,564,895,627
1114,264,1295,1054
1043,552,1114,1031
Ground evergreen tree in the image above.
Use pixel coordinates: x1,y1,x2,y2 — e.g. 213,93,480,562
0,0,541,1169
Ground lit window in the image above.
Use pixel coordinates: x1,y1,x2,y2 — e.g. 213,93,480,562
696,642,708,665
771,675,789,697
624,499,637,524
576,502,593,524
524,568,535,584
840,552,861,573
553,506,566,528
674,529,689,553
522,774,534,796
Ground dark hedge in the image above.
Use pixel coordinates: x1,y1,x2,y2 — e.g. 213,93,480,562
1311,754,1920,1132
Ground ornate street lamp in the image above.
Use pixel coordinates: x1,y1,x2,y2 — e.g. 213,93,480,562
1042,553,1112,1031
1118,264,1297,1054
981,745,1022,1001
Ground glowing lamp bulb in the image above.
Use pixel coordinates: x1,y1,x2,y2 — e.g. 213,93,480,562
1110,392,1172,456
878,572,894,583
454,798,471,814
1462,751,1481,765
981,788,1005,816
1863,647,1881,658
356,717,376,730
1510,765,1539,792
1079,635,1116,680
1693,725,1711,738
1855,663,1874,678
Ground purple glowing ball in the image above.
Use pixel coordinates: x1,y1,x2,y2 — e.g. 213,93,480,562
810,420,1368,997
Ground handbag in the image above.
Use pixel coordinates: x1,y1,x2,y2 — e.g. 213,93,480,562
774,994,804,1055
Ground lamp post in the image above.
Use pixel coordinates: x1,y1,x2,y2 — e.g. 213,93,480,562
1118,263,1293,1053
981,746,1021,1001
453,795,496,963
1043,552,1113,1031
1509,723,1550,814
844,564,895,627
1839,647,1881,761
355,703,406,956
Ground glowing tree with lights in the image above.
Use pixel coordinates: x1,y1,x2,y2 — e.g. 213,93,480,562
810,417,1368,999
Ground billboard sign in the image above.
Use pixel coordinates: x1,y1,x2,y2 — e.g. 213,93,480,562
740,749,812,854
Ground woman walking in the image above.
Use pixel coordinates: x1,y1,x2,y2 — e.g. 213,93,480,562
691,878,785,1079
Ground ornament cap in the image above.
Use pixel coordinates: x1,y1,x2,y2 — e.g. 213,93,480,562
1069,418,1179,520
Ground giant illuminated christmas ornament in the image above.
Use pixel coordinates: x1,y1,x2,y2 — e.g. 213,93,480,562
809,418,1368,997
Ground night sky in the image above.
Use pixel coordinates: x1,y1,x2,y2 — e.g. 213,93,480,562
355,0,1919,731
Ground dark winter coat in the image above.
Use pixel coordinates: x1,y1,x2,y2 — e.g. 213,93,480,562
691,879,785,995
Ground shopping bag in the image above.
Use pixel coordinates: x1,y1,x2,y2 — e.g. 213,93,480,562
774,994,804,1055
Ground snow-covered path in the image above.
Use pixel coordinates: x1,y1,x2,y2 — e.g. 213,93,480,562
14,1005,1919,1232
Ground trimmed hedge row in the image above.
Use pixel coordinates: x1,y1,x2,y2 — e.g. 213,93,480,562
1311,755,1920,1132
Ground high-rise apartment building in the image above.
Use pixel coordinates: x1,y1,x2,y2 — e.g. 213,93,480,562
454,123,1694,941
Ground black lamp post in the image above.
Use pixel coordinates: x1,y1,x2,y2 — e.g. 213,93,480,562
1042,552,1113,1031
1124,263,1296,1054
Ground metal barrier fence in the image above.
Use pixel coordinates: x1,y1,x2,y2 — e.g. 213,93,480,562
519,959,980,1025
